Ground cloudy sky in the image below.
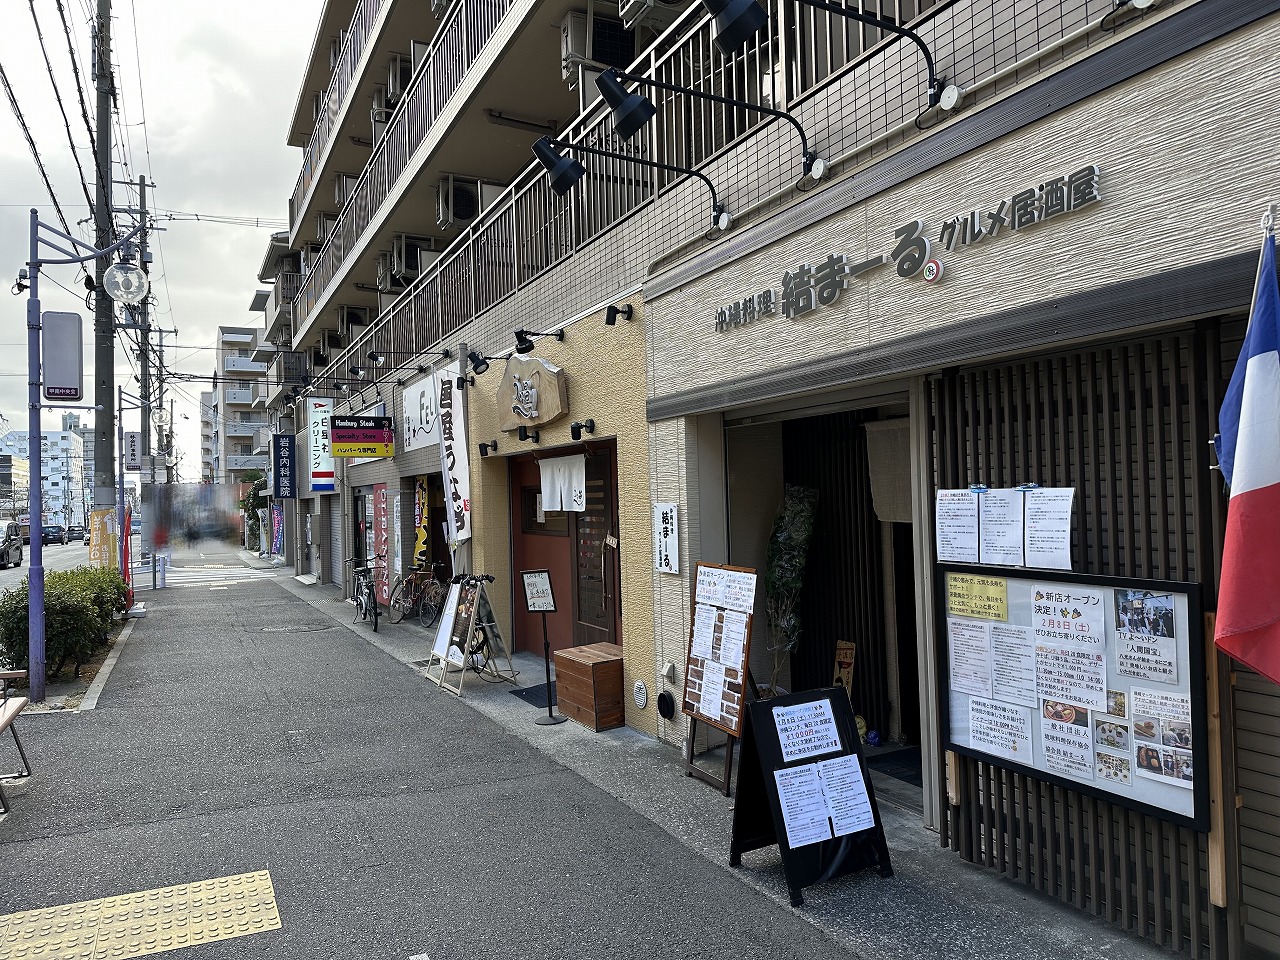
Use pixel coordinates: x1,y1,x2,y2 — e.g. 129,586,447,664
0,1,319,480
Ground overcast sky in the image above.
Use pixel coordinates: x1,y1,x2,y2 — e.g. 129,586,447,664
0,1,319,480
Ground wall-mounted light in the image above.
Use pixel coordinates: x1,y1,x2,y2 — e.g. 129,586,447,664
457,350,498,389
534,136,732,231
604,304,632,326
478,440,499,458
514,328,565,355
349,365,366,379
570,419,595,441
518,425,540,444
367,352,386,367
596,67,823,179
699,0,952,109
1102,0,1160,30
336,381,350,394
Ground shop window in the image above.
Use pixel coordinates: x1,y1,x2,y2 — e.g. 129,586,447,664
520,486,567,536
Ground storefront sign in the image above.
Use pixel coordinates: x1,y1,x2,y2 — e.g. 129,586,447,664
436,363,471,542
714,164,1102,330
496,355,569,433
943,567,1205,829
653,502,679,574
331,415,395,458
124,432,142,472
401,376,440,452
270,502,284,555
271,434,296,499
373,483,391,604
307,400,334,492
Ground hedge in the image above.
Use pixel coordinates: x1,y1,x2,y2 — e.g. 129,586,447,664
0,566,128,677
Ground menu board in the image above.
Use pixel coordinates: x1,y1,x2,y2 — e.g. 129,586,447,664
682,562,756,736
941,566,1205,829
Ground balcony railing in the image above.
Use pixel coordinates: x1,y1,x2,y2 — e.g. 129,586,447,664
227,455,268,472
253,427,272,455
289,0,389,231
224,389,254,405
223,420,261,438
294,0,518,328
268,272,301,340
223,357,268,374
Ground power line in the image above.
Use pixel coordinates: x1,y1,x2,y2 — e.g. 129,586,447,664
0,58,77,240
28,0,96,219
54,0,98,159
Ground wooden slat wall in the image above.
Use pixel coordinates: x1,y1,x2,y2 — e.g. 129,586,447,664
930,329,1216,957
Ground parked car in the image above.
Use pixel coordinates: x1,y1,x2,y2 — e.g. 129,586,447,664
66,524,85,543
41,524,67,545
1,522,22,568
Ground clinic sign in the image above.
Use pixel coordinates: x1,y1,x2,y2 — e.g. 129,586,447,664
308,399,334,493
272,434,296,499
713,164,1102,331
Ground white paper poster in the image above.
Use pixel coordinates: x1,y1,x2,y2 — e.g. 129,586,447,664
700,660,726,718
773,699,841,763
979,489,1024,566
948,618,992,698
969,698,1033,762
989,623,1037,707
1024,487,1075,569
691,604,716,660
936,489,980,563
719,609,748,668
819,755,876,836
1035,643,1106,710
1031,583,1107,649
1040,702,1094,779
773,765,831,848
695,565,757,614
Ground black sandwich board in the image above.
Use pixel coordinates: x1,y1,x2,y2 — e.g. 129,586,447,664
730,687,893,906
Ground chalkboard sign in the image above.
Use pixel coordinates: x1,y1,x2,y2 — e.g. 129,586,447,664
730,687,892,906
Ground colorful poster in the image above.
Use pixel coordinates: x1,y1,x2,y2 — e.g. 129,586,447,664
989,623,1037,707
1023,487,1075,569
936,489,979,563
270,503,284,555
978,489,1024,566
947,618,992,698
969,698,1033,762
392,494,402,580
1039,698,1093,779
88,508,119,569
1035,643,1106,710
1031,583,1107,648
1113,589,1177,683
946,572,1008,621
307,399,334,492
414,477,432,566
772,699,841,763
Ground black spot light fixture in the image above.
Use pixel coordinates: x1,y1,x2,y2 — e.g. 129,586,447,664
514,328,565,355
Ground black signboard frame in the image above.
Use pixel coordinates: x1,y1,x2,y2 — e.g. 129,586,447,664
937,564,1208,832
730,687,892,906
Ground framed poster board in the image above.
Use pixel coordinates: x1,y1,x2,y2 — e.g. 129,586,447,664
681,562,756,737
520,569,555,612
940,565,1207,830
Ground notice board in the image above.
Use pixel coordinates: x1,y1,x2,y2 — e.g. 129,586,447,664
941,566,1207,829
730,688,892,906
681,563,756,737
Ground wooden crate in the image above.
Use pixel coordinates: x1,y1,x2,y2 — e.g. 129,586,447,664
553,642,624,731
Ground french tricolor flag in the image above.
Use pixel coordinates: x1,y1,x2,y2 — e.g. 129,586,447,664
1215,231,1280,685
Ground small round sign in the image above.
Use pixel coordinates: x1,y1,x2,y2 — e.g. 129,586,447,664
103,263,150,304
633,679,649,709
922,259,944,283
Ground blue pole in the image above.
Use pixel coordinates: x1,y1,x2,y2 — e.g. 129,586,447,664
118,386,126,576
26,209,46,703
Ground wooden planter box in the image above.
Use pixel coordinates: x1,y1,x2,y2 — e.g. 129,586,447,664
554,642,624,731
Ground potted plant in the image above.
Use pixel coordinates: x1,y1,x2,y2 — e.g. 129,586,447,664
764,484,818,696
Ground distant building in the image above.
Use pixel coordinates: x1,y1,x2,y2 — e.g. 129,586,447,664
0,454,30,519
0,430,85,525
209,326,269,484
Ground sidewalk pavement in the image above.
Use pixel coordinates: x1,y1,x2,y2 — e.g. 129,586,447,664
269,571,1167,960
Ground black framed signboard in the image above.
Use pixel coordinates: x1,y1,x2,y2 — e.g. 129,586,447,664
940,565,1207,830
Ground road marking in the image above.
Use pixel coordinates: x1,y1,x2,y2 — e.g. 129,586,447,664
209,586,229,590
0,870,280,959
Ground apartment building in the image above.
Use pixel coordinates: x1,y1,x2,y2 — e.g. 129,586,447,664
0,454,30,519
0,430,86,527
269,1,1280,955
199,391,216,482
210,326,270,484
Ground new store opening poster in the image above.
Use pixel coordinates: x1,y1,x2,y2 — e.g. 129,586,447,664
943,568,1203,827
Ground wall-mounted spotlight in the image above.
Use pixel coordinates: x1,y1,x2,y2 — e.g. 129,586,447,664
518,425,540,444
1102,0,1160,30
467,350,491,375
367,352,386,367
514,328,565,355
604,304,633,326
534,136,732,231
596,67,824,179
336,381,350,394
699,0,952,109
570,419,595,442
478,440,499,458
349,365,366,379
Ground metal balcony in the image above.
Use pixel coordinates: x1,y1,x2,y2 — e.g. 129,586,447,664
227,455,268,472
224,357,268,375
266,272,301,342
223,419,262,438
224,389,254,405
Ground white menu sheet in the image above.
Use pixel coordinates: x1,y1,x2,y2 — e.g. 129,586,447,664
700,660,726,718
773,765,831,848
936,490,980,563
773,699,842,763
1023,488,1075,569
719,609,748,668
819,755,876,836
990,623,1037,707
691,604,716,660
948,618,992,698
979,489,1025,566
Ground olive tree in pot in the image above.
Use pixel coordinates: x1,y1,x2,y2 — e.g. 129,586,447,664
764,484,818,696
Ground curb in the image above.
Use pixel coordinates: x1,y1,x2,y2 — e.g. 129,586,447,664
79,618,136,711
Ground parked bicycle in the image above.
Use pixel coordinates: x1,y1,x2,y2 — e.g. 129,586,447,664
388,560,449,626
344,555,386,632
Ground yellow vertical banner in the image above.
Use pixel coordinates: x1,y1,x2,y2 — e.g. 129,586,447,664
88,508,119,569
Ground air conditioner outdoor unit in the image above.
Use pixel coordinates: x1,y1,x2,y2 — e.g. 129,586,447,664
411,40,430,70
387,54,413,104
376,251,406,293
391,234,439,279
326,329,345,351
436,175,505,228
618,0,682,32
371,87,394,142
301,243,322,276
335,173,359,206
336,305,371,343
430,0,451,18
561,9,635,84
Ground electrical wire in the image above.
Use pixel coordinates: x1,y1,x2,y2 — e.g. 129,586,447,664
54,0,97,160
0,59,78,241
28,0,96,218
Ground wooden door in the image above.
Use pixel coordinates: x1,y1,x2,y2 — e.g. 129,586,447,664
572,449,620,647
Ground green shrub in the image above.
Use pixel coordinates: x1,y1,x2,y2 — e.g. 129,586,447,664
0,566,127,676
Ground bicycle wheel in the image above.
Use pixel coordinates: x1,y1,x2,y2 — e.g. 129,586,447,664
368,584,380,632
418,582,445,628
388,577,413,624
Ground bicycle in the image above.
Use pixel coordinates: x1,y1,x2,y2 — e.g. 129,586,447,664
344,555,386,632
388,560,449,626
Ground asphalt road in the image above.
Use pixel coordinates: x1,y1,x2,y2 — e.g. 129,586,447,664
0,540,90,590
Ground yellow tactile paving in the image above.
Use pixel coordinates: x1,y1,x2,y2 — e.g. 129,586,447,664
0,870,280,960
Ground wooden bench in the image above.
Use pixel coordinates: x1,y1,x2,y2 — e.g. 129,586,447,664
0,669,32,815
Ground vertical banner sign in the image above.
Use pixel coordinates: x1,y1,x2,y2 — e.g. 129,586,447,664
414,477,431,565
124,432,142,472
393,493,403,581
270,502,284,555
41,311,83,401
373,484,391,604
88,508,119,569
435,362,472,542
308,400,335,492
402,377,441,452
271,434,296,498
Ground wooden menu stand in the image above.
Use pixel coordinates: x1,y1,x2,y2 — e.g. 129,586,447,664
685,669,760,795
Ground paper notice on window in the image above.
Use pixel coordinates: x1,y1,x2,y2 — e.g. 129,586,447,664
1039,701,1094,779
948,618,992,698
1031,583,1107,649
979,489,1025,566
718,609,748,668
936,490,980,563
817,754,876,836
969,698,1033,763
773,764,832,848
700,660,726,720
990,623,1037,707
1035,643,1106,711
1023,488,1075,570
691,604,716,660
773,699,841,763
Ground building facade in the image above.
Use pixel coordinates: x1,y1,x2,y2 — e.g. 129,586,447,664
210,326,270,484
267,1,1280,957
0,455,31,520
0,430,86,527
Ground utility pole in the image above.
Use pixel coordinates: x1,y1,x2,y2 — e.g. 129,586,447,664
137,176,151,465
91,0,115,511
166,397,175,483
